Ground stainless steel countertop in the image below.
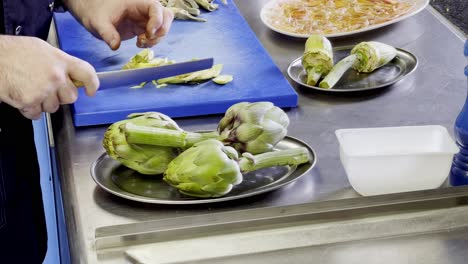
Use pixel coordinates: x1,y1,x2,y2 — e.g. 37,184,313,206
50,1,468,263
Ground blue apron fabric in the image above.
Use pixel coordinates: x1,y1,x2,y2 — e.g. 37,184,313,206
0,0,58,262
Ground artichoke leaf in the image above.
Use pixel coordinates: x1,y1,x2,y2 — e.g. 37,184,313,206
122,48,174,70
167,0,200,16
195,0,218,11
212,74,233,84
169,7,207,22
156,64,223,84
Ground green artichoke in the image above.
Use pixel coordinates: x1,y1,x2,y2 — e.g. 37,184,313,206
163,139,311,198
301,34,334,86
163,139,242,197
124,101,290,155
217,102,290,154
103,112,181,175
319,41,397,89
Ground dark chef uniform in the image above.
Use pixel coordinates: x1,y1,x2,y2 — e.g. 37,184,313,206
0,1,64,262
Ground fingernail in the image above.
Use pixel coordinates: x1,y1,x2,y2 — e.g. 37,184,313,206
140,39,148,48
151,28,157,38
110,38,117,48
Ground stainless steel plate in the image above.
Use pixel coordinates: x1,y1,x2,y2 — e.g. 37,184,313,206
287,46,418,92
90,136,316,204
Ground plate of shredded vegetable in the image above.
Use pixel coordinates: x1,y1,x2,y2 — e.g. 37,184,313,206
260,0,429,38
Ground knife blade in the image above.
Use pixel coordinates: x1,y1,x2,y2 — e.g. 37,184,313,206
73,58,214,90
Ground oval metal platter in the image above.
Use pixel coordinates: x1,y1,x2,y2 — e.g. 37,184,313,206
90,136,317,204
287,46,418,92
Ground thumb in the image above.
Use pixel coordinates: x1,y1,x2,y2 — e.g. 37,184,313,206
94,21,121,50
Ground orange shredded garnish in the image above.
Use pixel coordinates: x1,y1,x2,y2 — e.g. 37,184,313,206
264,0,414,35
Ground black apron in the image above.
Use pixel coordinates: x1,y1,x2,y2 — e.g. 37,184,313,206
0,104,47,263
0,0,54,262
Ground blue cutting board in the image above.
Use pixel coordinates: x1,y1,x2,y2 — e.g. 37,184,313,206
53,2,298,127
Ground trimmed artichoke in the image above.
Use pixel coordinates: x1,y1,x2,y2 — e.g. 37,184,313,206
103,112,181,175
319,41,397,89
351,41,397,73
301,35,334,86
163,139,310,198
217,102,289,154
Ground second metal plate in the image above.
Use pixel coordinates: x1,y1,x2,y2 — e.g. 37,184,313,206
287,47,418,92
90,136,316,204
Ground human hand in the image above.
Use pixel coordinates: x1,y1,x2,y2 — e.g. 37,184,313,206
0,36,99,119
65,0,174,50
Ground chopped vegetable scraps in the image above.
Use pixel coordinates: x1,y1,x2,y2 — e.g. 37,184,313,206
130,82,147,89
263,0,415,35
160,0,227,22
122,49,174,70
152,80,169,88
156,64,224,84
123,51,229,89
212,74,233,84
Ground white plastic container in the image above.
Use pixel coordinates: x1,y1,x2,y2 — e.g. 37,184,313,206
335,125,459,196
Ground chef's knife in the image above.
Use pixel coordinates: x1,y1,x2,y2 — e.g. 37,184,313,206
73,58,214,90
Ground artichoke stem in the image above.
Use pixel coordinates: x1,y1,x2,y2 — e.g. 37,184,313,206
238,147,310,173
319,54,357,89
186,131,220,146
124,123,218,148
306,70,322,86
